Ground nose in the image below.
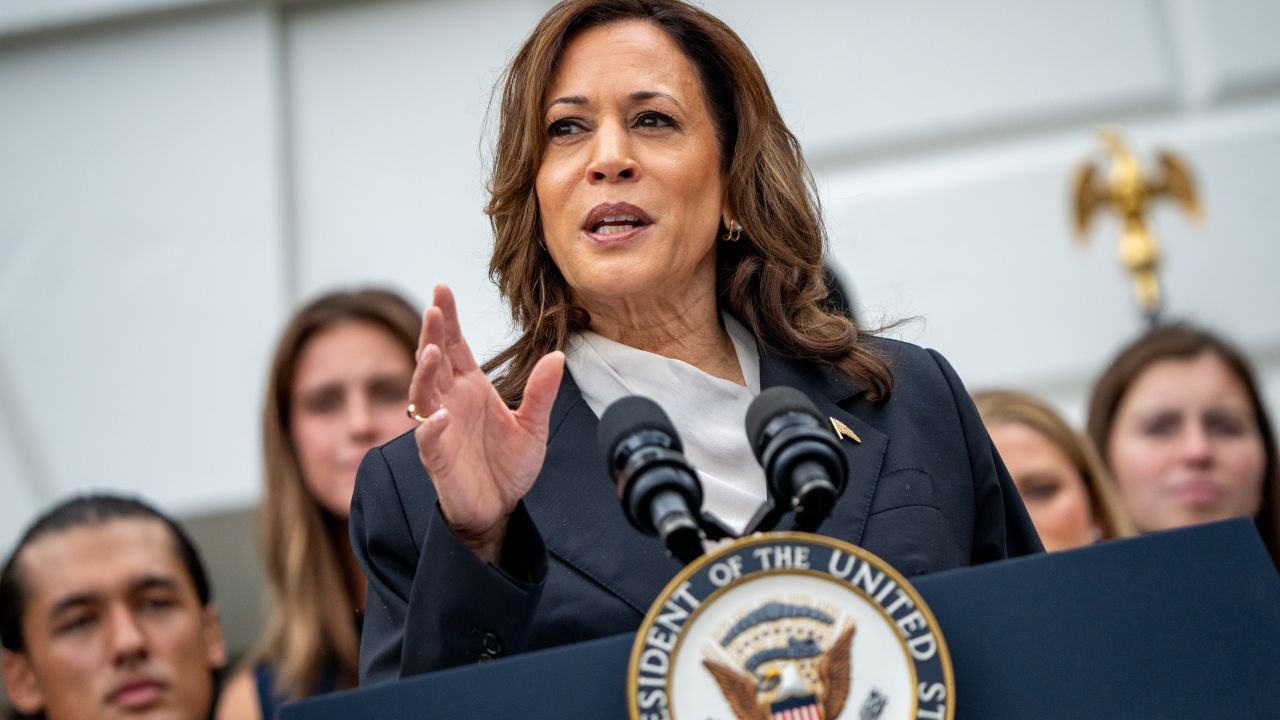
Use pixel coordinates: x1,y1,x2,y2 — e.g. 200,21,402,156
1177,421,1214,467
586,120,640,184
346,393,377,443
108,606,147,666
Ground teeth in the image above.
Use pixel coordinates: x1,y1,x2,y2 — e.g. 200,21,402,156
597,224,635,235
591,213,643,234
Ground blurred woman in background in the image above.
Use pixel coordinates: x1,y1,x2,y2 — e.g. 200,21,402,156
975,390,1134,551
1087,323,1279,569
217,288,421,719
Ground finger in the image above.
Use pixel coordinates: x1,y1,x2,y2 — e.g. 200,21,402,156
415,307,430,357
424,309,455,382
409,342,445,417
426,344,454,396
515,351,565,434
414,407,451,467
433,285,479,373
422,306,444,361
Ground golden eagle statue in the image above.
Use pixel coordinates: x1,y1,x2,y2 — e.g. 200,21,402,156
1071,127,1202,324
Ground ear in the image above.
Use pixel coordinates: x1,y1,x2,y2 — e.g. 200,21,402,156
200,604,227,670
2,649,45,714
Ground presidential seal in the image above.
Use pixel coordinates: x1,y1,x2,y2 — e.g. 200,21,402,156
628,533,953,720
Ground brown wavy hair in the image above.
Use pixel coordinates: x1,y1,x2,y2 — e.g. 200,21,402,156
254,288,421,698
1086,323,1279,569
482,0,891,405
974,389,1136,543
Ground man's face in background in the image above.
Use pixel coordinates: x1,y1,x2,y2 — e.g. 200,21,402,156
2,517,225,719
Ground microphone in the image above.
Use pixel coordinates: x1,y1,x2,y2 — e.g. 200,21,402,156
598,396,705,565
745,387,848,532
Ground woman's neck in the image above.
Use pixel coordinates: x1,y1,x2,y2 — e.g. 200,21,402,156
581,285,744,386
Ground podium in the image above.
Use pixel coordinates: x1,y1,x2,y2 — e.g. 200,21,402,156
282,519,1280,719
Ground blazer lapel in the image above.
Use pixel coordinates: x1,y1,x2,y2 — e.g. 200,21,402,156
522,349,891,614
522,371,684,615
758,350,888,546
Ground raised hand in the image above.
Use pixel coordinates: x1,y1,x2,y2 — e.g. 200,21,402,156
409,284,565,563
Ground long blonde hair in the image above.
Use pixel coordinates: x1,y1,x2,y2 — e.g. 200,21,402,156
254,288,420,698
975,389,1136,542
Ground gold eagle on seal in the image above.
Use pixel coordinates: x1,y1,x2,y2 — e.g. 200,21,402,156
703,622,857,720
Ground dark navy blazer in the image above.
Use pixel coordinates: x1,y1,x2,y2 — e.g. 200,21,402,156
349,338,1042,685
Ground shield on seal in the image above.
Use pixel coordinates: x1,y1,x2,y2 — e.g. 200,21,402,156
770,695,824,720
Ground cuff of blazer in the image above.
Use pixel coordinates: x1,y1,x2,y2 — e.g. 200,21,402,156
399,500,548,674
496,500,549,584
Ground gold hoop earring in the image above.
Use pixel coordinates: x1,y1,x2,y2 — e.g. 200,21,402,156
722,221,742,242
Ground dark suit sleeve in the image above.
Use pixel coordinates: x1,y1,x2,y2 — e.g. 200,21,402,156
349,445,548,685
926,349,1044,561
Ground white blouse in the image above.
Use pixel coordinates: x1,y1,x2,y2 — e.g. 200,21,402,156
564,314,767,536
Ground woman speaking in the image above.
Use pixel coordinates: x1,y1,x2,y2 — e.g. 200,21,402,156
350,0,1040,684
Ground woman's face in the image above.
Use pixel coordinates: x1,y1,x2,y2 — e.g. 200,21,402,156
1106,351,1266,533
989,422,1098,551
535,20,726,313
290,320,416,518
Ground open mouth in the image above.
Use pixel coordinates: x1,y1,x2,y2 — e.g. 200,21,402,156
592,214,646,235
584,202,653,238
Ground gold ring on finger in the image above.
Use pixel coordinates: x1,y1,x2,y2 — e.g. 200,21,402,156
406,403,430,423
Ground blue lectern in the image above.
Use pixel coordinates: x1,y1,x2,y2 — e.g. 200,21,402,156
281,519,1280,719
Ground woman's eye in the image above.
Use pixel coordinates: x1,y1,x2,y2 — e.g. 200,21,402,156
1141,413,1179,437
371,381,410,404
635,111,675,129
547,118,586,138
1020,482,1060,502
301,389,342,414
1205,411,1247,437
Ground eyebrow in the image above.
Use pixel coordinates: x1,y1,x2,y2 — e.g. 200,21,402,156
48,592,98,618
544,90,686,114
1016,471,1062,484
545,94,588,111
630,90,684,111
296,381,343,399
128,575,182,596
48,574,183,618
297,372,409,398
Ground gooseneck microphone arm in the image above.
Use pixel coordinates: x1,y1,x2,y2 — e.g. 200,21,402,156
599,397,705,565
745,387,849,533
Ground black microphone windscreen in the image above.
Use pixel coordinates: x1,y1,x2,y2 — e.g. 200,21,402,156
744,387,824,458
597,395,682,467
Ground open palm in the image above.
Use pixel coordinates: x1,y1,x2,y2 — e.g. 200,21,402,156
410,285,564,560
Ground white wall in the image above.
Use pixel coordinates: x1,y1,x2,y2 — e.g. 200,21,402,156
1,2,285,535
3,0,1279,556
285,0,551,359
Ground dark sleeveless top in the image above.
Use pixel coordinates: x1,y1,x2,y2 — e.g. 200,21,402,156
252,612,361,718
252,661,341,720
